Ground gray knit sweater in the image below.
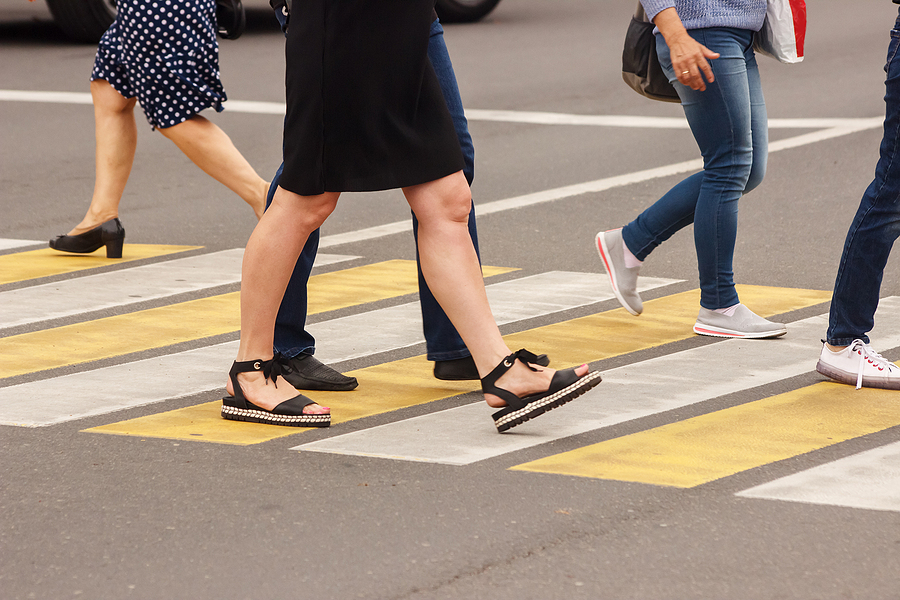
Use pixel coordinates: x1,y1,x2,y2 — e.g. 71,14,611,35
640,0,767,32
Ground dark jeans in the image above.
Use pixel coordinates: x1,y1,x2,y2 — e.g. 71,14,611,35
827,11,900,346
622,28,767,310
270,18,480,362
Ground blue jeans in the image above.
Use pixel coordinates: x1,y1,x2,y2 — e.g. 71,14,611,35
827,12,900,346
622,27,767,310
270,18,480,362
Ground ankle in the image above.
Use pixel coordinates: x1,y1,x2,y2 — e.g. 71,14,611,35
713,303,740,317
622,242,642,269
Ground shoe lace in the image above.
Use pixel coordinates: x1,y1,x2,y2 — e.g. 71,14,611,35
849,340,897,389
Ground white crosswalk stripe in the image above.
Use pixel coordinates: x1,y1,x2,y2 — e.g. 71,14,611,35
0,268,679,426
2,242,899,515
293,299,900,466
0,250,355,329
737,441,900,512
0,238,42,251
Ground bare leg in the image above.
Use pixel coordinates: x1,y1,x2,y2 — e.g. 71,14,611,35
67,79,138,236
159,115,268,219
403,171,588,408
226,187,340,412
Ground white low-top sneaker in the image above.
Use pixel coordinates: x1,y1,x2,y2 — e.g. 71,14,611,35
595,228,642,315
693,304,787,339
816,340,900,390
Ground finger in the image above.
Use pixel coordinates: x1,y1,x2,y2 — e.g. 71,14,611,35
676,66,704,91
698,59,715,85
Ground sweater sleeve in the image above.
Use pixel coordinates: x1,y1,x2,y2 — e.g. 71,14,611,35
640,0,676,22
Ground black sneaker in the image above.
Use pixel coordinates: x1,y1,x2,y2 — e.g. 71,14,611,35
277,353,358,391
433,353,550,381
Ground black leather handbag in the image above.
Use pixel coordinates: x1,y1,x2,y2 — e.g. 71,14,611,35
217,0,246,40
621,3,680,103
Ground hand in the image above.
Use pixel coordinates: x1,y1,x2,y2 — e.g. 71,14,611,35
652,7,720,92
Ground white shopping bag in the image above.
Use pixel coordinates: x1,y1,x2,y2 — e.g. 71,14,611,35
754,0,807,63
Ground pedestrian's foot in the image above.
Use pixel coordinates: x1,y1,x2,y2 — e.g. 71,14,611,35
596,228,643,315
434,353,549,381
481,349,602,432
482,354,589,409
816,339,900,390
67,211,120,236
693,304,787,339
277,352,358,391
225,365,330,415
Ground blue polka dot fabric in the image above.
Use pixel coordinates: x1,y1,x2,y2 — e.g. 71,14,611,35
91,0,227,129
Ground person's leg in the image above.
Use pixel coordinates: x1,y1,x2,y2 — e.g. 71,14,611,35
816,14,900,390
403,172,591,408
227,186,339,412
666,28,755,310
66,79,138,236
266,164,357,391
827,16,900,348
413,18,480,366
158,115,268,219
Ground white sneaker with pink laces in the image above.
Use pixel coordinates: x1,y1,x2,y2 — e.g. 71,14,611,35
816,340,900,390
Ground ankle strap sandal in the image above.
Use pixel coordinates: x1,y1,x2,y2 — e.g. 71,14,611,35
482,349,602,433
221,358,330,427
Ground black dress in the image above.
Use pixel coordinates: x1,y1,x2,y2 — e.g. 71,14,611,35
279,0,465,196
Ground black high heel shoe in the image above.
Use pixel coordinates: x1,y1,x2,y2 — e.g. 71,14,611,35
49,217,125,259
221,358,331,427
482,349,602,433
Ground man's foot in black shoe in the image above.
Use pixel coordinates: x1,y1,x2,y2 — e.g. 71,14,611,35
277,353,358,391
433,353,550,381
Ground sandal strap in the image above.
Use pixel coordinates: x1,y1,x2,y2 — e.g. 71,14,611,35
481,349,542,411
228,358,278,409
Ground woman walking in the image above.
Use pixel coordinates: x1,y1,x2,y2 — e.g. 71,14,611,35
49,0,267,258
597,0,786,338
221,0,602,432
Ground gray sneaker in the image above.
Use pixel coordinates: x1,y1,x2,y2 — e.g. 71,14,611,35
693,304,787,339
595,228,642,315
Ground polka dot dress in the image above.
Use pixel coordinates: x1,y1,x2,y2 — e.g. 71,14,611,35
91,0,227,129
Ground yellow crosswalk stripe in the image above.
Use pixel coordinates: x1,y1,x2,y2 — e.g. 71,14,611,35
501,284,830,366
512,382,900,487
0,260,515,379
0,244,199,285
85,284,831,445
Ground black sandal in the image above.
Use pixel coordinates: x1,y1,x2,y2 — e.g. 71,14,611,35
483,349,602,433
221,359,331,427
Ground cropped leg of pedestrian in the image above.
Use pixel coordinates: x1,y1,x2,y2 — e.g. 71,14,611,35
50,0,267,259
816,6,900,390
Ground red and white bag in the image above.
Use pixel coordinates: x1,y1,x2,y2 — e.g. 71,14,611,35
754,0,807,63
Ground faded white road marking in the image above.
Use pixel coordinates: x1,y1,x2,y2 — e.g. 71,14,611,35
0,250,355,329
292,298,900,466
737,441,900,513
0,239,43,251
0,272,678,426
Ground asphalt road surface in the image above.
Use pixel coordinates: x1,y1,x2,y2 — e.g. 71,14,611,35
2,1,900,599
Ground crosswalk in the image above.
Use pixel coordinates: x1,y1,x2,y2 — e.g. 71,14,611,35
1,240,898,513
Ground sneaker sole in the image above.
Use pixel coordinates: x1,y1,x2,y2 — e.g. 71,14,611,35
692,323,787,339
595,232,640,316
815,359,900,390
